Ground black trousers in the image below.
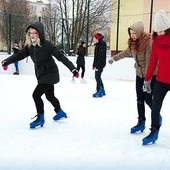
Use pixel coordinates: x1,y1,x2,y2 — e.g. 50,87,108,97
95,68,104,91
77,64,85,78
151,81,170,129
32,84,60,113
135,75,156,120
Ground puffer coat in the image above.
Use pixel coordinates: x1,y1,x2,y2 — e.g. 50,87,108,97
3,22,76,84
93,40,107,69
112,21,156,78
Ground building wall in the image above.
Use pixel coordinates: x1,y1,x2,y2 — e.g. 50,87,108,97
110,0,170,55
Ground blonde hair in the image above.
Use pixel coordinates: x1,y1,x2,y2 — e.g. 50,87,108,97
25,28,41,48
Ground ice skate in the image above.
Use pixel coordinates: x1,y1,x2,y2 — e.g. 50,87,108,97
130,118,145,133
53,109,67,121
80,78,87,84
13,71,19,75
101,88,106,96
142,127,159,145
93,88,103,98
30,113,45,128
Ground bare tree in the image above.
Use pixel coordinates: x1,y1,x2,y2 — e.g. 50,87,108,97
45,0,114,54
0,0,32,50
42,1,62,45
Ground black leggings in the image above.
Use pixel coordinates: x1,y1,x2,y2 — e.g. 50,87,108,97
151,81,170,129
136,75,156,120
77,64,85,78
32,84,60,113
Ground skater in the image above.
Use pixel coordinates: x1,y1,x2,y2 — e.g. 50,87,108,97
12,42,20,75
108,21,156,133
76,41,86,83
2,21,79,129
142,10,170,145
92,33,107,97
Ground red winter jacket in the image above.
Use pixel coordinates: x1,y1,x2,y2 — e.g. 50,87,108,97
145,34,170,84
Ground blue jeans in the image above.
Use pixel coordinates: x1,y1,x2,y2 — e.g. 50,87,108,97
95,68,104,91
14,61,19,72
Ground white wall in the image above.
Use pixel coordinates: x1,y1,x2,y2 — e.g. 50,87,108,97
0,53,135,81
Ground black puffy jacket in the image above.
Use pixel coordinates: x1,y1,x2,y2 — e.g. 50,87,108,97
76,46,86,65
93,40,107,69
3,22,76,84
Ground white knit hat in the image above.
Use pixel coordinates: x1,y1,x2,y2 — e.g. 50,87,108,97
153,10,170,32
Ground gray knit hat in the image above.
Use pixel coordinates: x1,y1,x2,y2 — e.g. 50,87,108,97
153,10,170,32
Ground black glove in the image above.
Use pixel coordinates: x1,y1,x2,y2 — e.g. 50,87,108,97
72,69,79,78
60,49,67,57
2,60,7,66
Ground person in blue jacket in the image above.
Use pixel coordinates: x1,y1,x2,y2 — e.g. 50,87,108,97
2,22,79,129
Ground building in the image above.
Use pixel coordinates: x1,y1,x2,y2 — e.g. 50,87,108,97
29,0,48,19
110,0,170,55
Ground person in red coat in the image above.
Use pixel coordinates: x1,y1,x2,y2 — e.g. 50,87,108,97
143,10,170,145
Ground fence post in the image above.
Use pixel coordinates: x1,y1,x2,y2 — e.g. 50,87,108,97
116,0,120,54
8,13,12,54
149,0,154,33
61,18,64,49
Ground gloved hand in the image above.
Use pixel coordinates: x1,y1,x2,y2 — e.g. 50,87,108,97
108,57,114,64
143,80,151,93
60,49,67,56
1,61,8,71
72,69,79,78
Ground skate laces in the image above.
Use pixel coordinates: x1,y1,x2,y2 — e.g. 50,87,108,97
31,114,39,122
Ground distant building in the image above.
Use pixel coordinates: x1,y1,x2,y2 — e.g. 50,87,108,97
110,0,170,55
29,0,48,19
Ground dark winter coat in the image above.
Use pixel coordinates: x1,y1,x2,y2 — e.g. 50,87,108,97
76,46,86,65
3,22,76,84
93,40,107,69
12,47,20,54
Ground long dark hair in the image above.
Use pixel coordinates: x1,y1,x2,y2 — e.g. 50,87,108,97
152,28,170,39
128,38,140,52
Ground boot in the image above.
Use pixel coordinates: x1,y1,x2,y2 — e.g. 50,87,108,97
130,118,145,133
81,78,87,84
101,88,106,96
13,71,19,75
159,115,162,126
30,113,45,128
142,127,159,145
53,109,67,121
93,88,103,98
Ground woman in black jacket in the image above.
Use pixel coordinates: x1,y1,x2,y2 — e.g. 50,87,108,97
2,22,79,129
76,41,86,83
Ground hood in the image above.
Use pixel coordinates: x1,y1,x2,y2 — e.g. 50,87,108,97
154,34,170,47
26,22,45,41
128,21,144,38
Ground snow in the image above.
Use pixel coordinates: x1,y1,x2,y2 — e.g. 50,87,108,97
1,53,170,170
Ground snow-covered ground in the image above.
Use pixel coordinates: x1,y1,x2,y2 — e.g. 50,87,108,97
1,53,170,170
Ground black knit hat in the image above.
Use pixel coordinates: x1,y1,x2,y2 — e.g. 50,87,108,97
81,41,85,45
